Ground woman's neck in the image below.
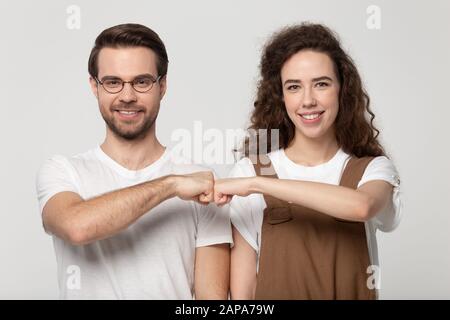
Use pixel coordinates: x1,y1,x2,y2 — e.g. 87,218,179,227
284,130,339,167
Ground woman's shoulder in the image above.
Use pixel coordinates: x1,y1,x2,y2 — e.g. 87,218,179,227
361,155,401,187
366,155,397,172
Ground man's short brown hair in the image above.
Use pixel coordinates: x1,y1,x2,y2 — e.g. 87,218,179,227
88,23,168,78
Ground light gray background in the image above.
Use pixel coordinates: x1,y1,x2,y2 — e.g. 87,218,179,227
0,0,449,299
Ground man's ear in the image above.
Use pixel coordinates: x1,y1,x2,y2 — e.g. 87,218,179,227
158,75,167,100
89,76,99,99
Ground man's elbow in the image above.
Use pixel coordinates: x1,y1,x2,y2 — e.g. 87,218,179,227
46,217,92,246
65,226,91,246
42,198,93,246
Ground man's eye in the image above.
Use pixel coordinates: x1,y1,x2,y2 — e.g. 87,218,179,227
104,80,121,87
134,78,152,86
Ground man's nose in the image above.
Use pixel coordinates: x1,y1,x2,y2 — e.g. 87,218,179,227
119,82,138,103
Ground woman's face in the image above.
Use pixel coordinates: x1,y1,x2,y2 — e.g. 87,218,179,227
281,50,340,141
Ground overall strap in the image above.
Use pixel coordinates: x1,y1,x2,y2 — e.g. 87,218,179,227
339,156,375,189
252,154,278,178
251,154,291,224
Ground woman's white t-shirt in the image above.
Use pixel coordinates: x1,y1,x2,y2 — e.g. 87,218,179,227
228,148,402,272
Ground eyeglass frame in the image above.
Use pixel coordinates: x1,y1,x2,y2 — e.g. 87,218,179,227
94,74,163,94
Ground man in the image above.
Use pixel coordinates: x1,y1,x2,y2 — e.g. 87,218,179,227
36,23,232,299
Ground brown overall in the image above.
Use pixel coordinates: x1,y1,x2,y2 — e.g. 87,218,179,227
253,154,376,300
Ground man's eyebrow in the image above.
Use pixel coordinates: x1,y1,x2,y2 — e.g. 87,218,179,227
133,73,156,79
100,73,155,80
100,75,121,80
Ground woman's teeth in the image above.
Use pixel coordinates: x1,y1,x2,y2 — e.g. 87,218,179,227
301,112,321,120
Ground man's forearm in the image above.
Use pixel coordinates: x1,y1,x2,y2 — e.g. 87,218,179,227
60,175,177,245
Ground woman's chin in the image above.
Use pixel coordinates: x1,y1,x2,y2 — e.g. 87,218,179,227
295,127,327,140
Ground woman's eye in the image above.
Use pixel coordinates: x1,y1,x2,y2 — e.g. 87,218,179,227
315,82,329,88
287,85,300,91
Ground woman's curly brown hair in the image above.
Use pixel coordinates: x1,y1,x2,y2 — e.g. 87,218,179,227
242,22,385,158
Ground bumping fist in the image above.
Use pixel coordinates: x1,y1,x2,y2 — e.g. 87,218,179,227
213,178,254,206
174,171,214,205
174,172,254,206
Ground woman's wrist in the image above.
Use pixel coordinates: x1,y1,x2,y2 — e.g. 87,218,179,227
248,176,265,194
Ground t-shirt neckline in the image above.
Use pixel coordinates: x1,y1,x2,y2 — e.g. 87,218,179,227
279,147,348,173
94,145,170,179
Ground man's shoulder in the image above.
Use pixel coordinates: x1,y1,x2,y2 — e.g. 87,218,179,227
64,150,99,174
40,147,100,173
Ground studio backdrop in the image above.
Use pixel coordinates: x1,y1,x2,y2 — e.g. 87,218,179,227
0,0,449,299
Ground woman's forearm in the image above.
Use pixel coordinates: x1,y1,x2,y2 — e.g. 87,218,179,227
250,177,374,221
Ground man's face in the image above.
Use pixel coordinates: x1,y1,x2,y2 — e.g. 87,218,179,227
90,46,166,140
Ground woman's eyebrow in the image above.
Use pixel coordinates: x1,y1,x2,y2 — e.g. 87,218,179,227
283,79,301,86
283,76,333,86
312,76,333,82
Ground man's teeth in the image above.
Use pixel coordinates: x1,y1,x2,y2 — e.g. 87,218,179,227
301,113,321,120
118,111,138,115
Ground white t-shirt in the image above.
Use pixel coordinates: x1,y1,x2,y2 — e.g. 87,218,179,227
228,148,402,271
36,146,233,300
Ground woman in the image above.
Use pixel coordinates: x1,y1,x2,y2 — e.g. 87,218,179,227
214,23,402,300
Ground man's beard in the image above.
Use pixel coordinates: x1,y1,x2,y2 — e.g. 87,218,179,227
101,104,159,141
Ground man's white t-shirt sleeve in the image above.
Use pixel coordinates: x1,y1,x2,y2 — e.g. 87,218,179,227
228,158,260,252
36,155,79,217
195,202,233,248
357,156,402,232
184,165,233,248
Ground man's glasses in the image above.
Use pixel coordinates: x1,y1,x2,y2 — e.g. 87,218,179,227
95,75,162,94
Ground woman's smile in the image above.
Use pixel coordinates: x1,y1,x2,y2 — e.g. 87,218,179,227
297,110,325,124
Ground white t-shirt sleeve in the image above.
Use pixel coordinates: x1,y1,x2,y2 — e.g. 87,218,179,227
195,202,233,247
228,158,261,252
36,155,79,217
171,163,232,248
357,156,402,232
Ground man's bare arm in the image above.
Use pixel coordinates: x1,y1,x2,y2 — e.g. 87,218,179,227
194,243,230,299
43,171,214,245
